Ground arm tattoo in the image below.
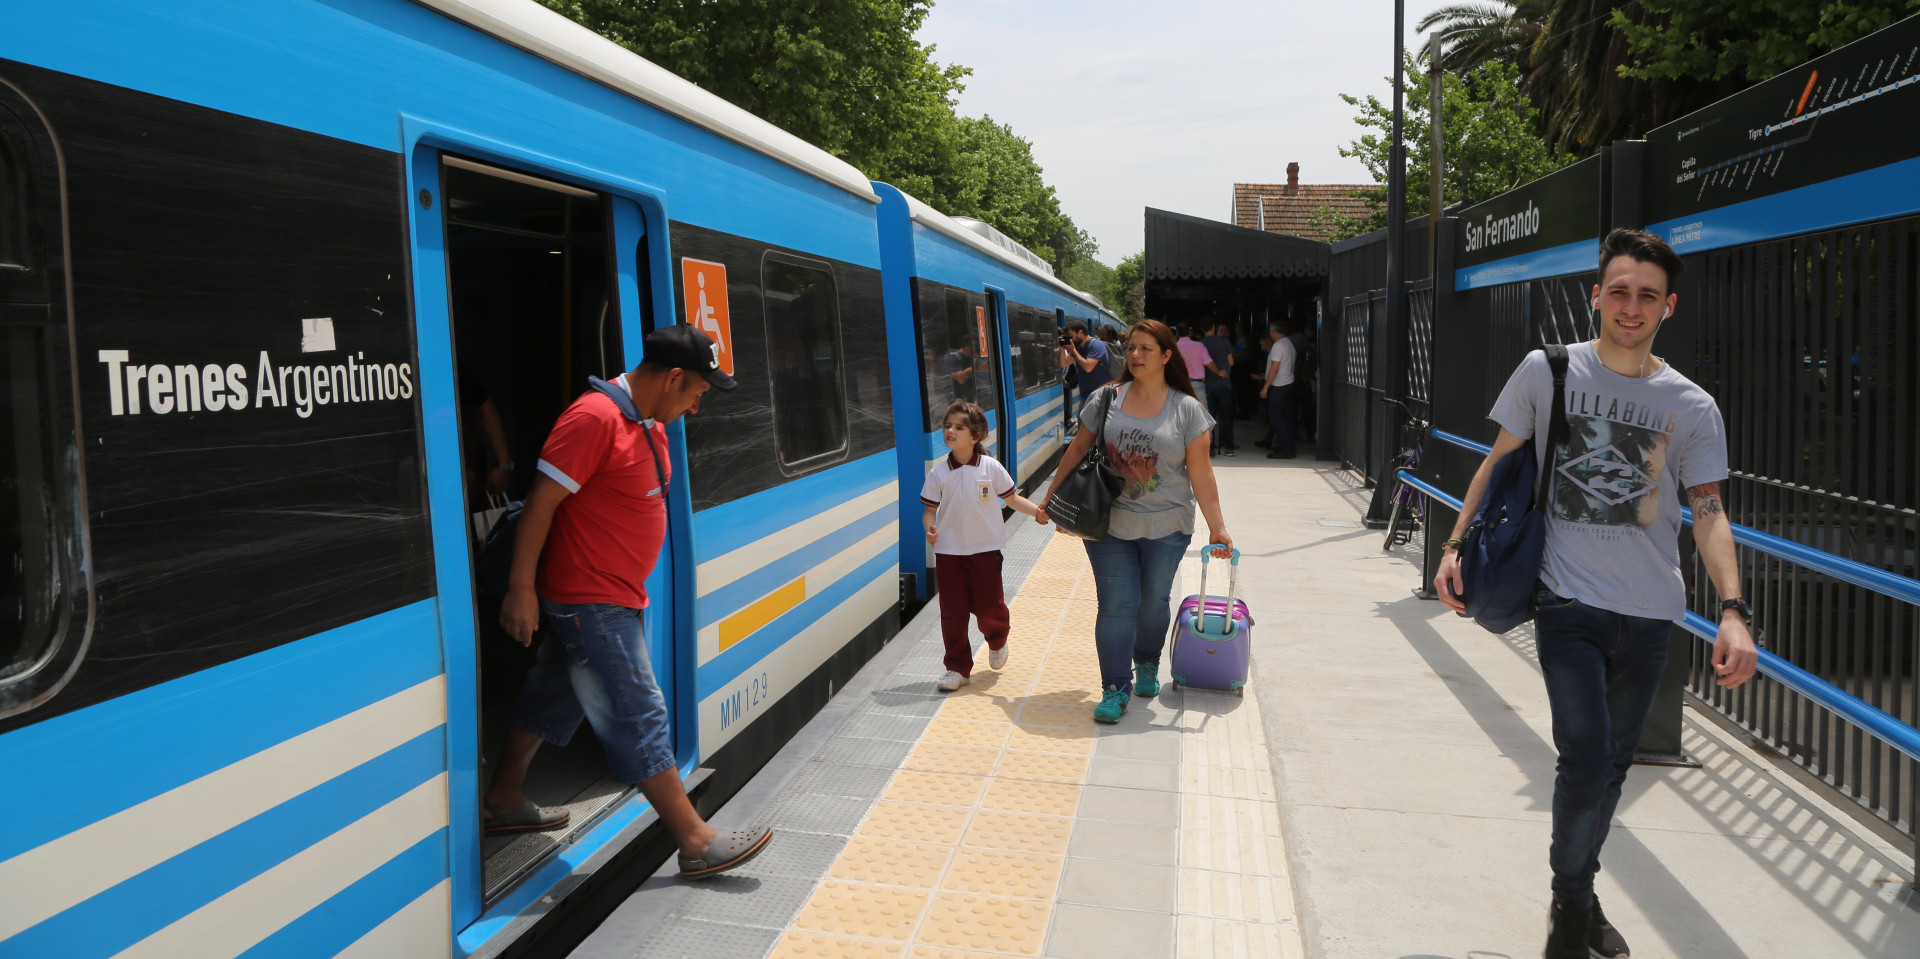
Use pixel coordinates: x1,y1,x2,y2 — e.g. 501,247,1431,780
1688,482,1725,517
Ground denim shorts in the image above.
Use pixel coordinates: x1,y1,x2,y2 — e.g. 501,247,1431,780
511,600,675,785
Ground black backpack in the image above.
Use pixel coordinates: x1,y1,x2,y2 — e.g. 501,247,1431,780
1454,345,1569,633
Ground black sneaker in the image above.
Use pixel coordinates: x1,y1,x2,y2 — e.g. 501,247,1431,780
1543,899,1590,959
1588,896,1629,958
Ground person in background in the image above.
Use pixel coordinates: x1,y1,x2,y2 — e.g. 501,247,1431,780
1100,325,1126,379
1039,320,1234,724
922,401,1049,692
1176,323,1213,440
1059,320,1112,424
1260,321,1297,459
459,363,513,498
1288,319,1315,442
1201,319,1236,457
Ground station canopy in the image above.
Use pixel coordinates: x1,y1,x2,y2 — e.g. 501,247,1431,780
1144,207,1329,281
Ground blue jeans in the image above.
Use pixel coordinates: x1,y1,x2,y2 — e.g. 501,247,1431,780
1266,383,1295,456
512,600,676,785
1533,584,1671,906
1084,531,1193,690
1205,381,1235,449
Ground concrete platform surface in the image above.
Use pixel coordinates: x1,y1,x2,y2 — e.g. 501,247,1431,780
569,439,1920,959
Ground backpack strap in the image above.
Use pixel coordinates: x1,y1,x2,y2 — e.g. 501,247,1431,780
587,375,670,494
1535,345,1570,508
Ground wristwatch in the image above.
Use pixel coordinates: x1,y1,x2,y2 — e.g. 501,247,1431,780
492,460,514,473
1718,597,1754,625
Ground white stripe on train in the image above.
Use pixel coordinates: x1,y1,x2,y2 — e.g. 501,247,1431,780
694,483,894,598
696,522,899,665
0,676,446,942
115,775,448,959
699,567,898,757
336,880,452,959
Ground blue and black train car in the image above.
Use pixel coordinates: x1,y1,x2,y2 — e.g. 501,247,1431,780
874,187,1105,601
0,1,1121,955
0,0,919,955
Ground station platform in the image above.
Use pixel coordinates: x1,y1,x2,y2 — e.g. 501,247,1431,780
571,442,1920,959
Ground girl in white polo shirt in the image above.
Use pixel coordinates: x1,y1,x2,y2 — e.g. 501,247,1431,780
921,401,1048,691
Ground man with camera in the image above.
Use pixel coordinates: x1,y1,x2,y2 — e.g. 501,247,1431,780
1059,320,1111,426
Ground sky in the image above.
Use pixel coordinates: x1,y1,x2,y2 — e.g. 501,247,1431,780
916,0,1455,266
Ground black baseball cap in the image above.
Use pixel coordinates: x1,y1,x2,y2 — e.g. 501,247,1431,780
644,324,738,390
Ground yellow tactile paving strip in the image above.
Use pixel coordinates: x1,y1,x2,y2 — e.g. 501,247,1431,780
769,534,1305,959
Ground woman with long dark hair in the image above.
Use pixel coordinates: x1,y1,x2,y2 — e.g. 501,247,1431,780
1040,320,1235,723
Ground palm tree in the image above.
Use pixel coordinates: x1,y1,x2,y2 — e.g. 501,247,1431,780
1418,1,1741,156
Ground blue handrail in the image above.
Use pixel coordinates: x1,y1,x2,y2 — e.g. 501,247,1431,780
1393,466,1920,764
1427,432,1920,607
1680,613,1920,763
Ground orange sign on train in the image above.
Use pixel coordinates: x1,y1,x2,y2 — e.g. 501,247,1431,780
975,305,989,356
680,258,734,376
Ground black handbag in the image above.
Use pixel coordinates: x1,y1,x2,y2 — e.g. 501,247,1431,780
1048,386,1125,540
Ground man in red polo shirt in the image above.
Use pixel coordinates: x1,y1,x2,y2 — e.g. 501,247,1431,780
482,324,771,880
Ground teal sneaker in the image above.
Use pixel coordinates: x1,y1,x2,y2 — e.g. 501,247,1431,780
1133,663,1161,698
1093,687,1130,724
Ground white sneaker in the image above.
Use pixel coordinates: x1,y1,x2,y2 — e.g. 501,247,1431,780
988,646,1008,670
937,670,969,692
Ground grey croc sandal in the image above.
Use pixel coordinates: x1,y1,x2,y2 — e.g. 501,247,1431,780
483,798,570,836
678,826,773,879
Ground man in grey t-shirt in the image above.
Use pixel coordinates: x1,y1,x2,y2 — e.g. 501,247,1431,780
1434,230,1759,959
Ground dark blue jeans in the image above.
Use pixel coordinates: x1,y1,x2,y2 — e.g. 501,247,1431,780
1205,381,1235,449
1084,531,1192,690
513,600,676,785
1533,584,1671,906
1265,383,1295,456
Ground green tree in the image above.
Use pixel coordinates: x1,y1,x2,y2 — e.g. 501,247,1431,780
1111,252,1145,323
1060,257,1115,301
891,116,1090,271
536,0,967,176
535,0,1096,272
1613,0,1920,84
1320,56,1571,241
1420,1,1918,153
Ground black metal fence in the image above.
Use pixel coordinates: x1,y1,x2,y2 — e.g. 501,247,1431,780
1683,214,1920,835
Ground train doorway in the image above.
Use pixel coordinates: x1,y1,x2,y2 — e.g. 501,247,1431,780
982,289,1014,477
436,155,640,903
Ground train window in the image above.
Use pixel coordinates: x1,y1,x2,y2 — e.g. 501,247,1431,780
0,133,23,271
0,95,89,719
1016,306,1042,394
761,253,849,473
1,302,56,684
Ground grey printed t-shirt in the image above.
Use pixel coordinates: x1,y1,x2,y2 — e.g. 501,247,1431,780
1489,342,1727,621
1077,384,1216,540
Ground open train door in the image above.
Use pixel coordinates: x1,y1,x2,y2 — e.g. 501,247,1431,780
409,147,689,937
982,289,1017,478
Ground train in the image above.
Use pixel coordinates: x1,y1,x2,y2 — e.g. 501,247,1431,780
0,1,1126,957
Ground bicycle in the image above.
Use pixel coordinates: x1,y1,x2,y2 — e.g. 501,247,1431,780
1378,397,1429,552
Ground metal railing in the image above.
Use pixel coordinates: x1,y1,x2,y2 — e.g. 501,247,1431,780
1398,429,1920,865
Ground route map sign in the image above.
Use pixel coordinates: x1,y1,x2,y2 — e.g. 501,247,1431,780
1453,153,1603,291
1646,14,1920,252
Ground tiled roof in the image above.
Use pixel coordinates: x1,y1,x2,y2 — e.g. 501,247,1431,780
1232,181,1378,243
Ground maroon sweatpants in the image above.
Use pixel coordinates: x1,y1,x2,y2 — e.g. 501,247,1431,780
934,550,1009,677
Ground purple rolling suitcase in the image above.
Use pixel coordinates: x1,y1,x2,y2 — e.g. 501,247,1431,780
1168,547,1252,695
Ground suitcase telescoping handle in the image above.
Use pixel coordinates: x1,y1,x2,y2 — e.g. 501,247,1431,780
1198,546,1241,635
